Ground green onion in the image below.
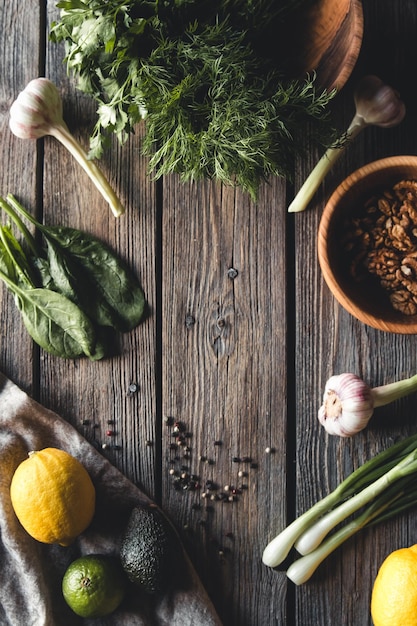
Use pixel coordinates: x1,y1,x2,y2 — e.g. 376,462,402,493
286,484,403,585
287,75,406,213
262,433,417,573
294,450,417,555
9,78,125,218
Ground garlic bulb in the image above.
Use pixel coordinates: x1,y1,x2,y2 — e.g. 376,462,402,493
9,78,124,217
318,374,374,436
9,78,64,140
318,372,417,436
353,74,406,128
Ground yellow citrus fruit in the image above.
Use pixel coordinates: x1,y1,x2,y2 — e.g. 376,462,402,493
62,555,127,618
371,544,417,626
10,447,95,546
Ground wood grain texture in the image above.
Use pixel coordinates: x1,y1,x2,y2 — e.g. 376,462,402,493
161,177,289,624
0,1,41,394
1,2,417,625
293,1,417,624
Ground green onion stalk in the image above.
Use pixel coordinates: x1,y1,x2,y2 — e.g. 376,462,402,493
286,481,406,585
287,75,406,213
8,78,125,218
262,433,417,582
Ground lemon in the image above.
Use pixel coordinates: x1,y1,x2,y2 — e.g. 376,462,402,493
371,544,417,626
62,554,127,618
10,448,95,546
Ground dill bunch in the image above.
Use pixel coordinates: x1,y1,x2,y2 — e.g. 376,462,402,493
51,0,337,199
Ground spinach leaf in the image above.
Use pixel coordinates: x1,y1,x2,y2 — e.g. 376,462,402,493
0,268,104,360
43,226,145,331
7,195,145,332
32,255,58,291
0,219,105,360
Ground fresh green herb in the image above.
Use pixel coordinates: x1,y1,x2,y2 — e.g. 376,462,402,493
50,0,337,199
0,195,146,359
262,433,417,584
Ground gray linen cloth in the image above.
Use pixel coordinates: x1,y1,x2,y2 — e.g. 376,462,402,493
0,371,222,626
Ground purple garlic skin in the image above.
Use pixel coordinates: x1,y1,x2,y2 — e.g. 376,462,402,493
9,78,65,140
318,373,374,437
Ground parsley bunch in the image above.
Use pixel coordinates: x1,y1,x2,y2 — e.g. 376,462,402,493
51,0,337,199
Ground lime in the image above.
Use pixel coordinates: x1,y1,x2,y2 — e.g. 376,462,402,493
62,554,127,618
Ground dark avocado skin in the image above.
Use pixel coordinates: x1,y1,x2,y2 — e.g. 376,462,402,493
120,505,173,594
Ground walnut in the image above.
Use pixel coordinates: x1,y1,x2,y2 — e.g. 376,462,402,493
400,253,417,279
343,178,417,316
403,203,417,224
390,290,417,315
393,179,417,202
390,225,412,251
378,197,394,215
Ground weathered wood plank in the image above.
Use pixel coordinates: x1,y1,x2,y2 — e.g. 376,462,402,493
161,176,290,624
293,2,417,624
36,3,159,497
0,1,42,394
3,2,417,625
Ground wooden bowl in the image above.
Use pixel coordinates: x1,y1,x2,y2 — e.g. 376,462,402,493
280,0,364,91
317,157,417,334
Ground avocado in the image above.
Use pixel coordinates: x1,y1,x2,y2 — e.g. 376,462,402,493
119,505,175,594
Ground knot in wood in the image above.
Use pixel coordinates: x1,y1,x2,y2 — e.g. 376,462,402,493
185,314,196,329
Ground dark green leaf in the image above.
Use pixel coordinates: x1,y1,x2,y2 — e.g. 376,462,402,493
56,0,88,10
42,226,145,332
14,287,103,360
6,195,146,333
0,266,104,360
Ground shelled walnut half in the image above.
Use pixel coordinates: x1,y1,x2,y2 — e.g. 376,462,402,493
343,180,417,315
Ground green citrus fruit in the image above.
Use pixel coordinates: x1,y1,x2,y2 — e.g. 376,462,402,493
62,554,127,618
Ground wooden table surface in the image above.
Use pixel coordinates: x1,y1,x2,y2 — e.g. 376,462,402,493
2,2,417,625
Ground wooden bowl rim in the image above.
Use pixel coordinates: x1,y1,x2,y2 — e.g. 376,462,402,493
318,156,417,334
314,0,364,91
